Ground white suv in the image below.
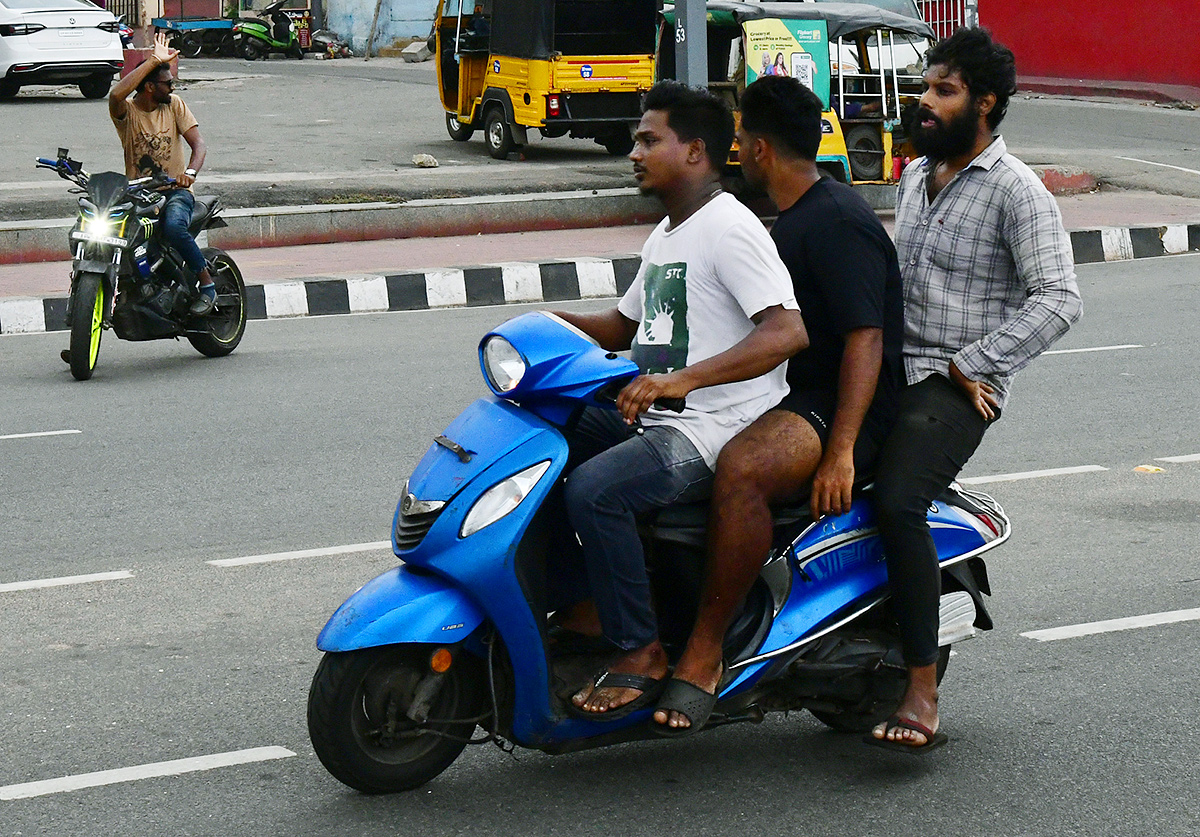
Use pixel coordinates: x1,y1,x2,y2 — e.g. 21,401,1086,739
1,0,123,100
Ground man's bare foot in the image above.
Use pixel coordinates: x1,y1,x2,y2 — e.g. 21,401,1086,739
870,662,939,746
572,641,668,714
653,643,722,729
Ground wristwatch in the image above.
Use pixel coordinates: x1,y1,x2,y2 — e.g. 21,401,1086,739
184,168,198,178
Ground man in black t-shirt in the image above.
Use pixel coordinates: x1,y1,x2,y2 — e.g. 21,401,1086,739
652,75,903,734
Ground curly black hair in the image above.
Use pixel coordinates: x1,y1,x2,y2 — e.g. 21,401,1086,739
642,80,735,172
925,26,1017,130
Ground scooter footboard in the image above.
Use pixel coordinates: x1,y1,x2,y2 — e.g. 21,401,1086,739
317,564,485,652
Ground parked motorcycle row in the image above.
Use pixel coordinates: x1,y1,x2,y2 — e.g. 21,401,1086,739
158,1,350,61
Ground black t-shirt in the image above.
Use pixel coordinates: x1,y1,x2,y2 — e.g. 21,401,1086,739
770,177,904,427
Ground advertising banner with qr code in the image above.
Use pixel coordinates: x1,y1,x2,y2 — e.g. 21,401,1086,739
743,19,829,108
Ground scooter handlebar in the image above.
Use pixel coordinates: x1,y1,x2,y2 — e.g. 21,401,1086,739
653,397,686,413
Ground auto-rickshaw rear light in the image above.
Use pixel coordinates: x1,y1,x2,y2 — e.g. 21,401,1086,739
547,95,561,116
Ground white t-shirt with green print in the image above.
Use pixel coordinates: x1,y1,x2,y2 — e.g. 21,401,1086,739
617,192,799,468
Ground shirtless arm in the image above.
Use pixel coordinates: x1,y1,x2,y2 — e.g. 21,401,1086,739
810,326,882,519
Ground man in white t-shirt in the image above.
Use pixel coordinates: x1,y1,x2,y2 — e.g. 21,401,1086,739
551,81,807,721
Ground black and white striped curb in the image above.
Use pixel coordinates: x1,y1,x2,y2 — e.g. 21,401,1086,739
0,256,641,335
3,224,1199,335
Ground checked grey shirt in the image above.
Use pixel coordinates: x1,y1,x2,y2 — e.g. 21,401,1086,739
895,136,1083,410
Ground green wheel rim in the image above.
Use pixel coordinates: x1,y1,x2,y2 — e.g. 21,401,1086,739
88,283,104,368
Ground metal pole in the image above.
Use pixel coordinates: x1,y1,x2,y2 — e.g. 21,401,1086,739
675,0,708,89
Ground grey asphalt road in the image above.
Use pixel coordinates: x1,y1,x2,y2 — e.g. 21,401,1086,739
1,255,1198,836
3,57,1199,222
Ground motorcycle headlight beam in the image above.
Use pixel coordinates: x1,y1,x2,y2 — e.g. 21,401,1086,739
481,335,526,394
460,460,551,538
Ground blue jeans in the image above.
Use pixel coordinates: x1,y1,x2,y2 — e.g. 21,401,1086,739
161,189,207,278
559,408,713,650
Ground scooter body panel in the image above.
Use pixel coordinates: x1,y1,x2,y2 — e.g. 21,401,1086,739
316,564,485,651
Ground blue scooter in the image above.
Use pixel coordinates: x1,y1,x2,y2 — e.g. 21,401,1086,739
307,311,1009,793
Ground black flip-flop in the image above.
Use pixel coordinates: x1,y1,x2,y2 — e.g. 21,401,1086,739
651,671,722,738
862,716,948,754
567,669,667,722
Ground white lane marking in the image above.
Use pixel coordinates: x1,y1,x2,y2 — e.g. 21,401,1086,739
1115,156,1200,176
1156,453,1200,463
209,540,392,567
0,746,296,801
0,429,82,441
0,571,133,594
1043,344,1143,355
1022,607,1200,642
958,465,1108,485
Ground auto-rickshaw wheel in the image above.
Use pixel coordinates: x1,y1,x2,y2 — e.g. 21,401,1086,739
845,125,884,181
485,107,515,159
446,112,474,142
601,127,634,157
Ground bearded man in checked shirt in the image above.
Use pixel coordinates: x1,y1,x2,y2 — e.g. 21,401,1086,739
867,28,1083,752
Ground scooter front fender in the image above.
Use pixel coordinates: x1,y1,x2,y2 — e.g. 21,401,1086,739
316,564,484,652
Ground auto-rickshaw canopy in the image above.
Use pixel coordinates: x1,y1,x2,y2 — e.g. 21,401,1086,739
488,0,657,60
662,0,934,42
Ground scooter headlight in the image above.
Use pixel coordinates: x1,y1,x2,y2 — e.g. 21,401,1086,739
482,335,526,393
460,461,551,538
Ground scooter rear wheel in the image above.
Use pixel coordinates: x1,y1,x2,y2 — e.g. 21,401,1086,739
238,37,262,60
307,646,485,793
808,645,950,733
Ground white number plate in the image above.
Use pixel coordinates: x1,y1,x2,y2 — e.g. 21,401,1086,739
71,230,128,247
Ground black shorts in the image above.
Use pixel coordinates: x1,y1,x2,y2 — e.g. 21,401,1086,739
772,388,889,474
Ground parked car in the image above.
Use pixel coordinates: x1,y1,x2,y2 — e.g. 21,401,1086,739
1,0,124,100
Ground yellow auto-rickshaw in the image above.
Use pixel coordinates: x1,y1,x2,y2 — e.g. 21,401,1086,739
434,0,658,159
658,1,935,184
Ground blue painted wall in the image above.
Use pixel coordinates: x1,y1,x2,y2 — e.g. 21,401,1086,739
325,0,439,52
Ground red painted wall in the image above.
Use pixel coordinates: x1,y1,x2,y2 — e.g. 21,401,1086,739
980,0,1200,87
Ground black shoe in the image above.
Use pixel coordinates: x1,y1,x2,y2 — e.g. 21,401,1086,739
60,349,71,364
189,288,217,316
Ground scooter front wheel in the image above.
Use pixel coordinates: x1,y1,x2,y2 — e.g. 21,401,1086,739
307,646,485,793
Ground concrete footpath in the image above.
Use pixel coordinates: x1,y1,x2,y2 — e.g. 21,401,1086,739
2,187,1200,335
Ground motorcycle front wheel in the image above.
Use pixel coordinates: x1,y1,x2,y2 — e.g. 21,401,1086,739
68,271,105,381
188,248,247,357
307,646,485,794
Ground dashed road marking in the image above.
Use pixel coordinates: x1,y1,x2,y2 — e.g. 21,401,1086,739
0,570,133,594
1021,607,1200,642
1156,453,1200,463
0,429,81,441
1043,344,1143,355
959,465,1108,485
208,540,392,567
0,746,296,800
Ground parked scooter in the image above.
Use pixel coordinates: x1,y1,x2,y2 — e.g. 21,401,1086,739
307,311,1008,792
233,0,304,60
116,14,134,48
36,149,247,381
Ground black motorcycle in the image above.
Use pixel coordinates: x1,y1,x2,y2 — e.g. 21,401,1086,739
36,149,247,381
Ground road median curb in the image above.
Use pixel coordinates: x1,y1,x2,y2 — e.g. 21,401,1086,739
3,225,1198,336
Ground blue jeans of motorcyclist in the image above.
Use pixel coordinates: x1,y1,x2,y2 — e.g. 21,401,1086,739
161,189,207,279
559,407,714,651
872,374,993,667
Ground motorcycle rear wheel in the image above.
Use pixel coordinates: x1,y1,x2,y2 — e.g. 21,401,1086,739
808,645,950,733
187,248,247,357
68,272,105,381
307,646,484,794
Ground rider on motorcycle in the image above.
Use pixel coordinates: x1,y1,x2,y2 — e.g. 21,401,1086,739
108,32,215,317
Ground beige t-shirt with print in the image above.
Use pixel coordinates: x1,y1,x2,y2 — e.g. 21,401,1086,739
111,94,198,184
